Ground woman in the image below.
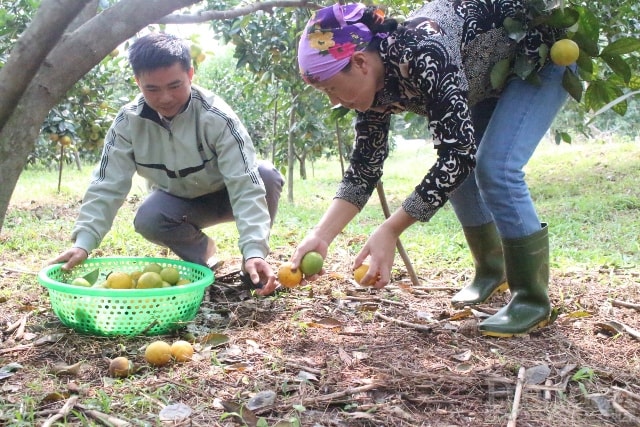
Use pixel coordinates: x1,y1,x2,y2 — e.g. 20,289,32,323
291,1,572,336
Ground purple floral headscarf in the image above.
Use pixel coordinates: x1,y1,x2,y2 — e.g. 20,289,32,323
297,3,373,84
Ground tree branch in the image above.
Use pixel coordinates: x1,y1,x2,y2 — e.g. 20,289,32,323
158,0,320,24
0,0,90,130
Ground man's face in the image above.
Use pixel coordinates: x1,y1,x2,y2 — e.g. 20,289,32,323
135,63,194,119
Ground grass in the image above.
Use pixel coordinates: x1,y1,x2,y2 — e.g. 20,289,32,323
1,138,639,426
4,138,640,275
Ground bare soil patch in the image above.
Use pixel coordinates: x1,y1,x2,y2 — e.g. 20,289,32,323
1,205,639,426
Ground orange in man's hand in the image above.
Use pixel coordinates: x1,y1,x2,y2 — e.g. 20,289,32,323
277,262,303,288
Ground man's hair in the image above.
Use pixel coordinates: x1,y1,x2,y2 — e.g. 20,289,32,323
128,33,192,76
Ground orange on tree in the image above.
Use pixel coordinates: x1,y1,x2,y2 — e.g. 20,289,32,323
59,135,72,146
277,262,303,288
550,39,579,67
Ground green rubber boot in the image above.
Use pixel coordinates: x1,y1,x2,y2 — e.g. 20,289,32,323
451,222,508,308
479,224,551,337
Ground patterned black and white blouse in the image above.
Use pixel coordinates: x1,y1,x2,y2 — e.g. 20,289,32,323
336,0,559,221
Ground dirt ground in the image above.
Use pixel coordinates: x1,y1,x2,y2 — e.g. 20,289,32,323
1,207,640,426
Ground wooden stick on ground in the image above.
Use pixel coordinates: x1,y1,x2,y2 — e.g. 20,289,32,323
76,404,132,426
507,366,526,427
612,300,640,312
300,383,379,406
376,181,421,287
42,395,79,427
374,311,434,333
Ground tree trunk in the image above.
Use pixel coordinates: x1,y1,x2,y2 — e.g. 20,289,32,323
286,93,297,204
0,0,199,233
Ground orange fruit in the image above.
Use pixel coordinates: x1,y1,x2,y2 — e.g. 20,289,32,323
550,39,579,66
170,340,194,363
106,271,133,289
277,262,303,288
108,356,134,378
353,263,374,286
145,340,172,367
71,277,92,287
160,267,180,285
59,135,72,146
300,251,324,276
136,271,163,289
143,263,163,274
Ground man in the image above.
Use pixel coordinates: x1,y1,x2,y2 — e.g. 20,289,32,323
50,33,283,296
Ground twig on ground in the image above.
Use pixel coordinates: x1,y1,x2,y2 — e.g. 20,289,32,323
611,401,640,425
544,379,553,400
411,286,458,292
612,300,640,312
42,395,79,427
0,266,37,275
342,295,406,307
0,343,33,354
76,404,132,426
138,319,159,336
14,313,29,340
613,386,640,401
374,311,435,333
507,366,526,427
299,383,379,406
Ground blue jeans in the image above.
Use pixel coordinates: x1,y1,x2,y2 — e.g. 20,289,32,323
449,63,569,239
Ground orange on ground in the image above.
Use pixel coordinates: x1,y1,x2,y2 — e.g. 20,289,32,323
108,356,134,378
145,340,172,367
170,340,194,362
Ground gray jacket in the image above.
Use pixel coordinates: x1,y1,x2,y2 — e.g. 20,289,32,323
72,85,271,261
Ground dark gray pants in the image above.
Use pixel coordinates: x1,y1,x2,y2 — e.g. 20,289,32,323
133,161,284,266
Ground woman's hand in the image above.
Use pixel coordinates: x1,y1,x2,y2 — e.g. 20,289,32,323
354,224,398,288
355,208,416,288
290,233,330,282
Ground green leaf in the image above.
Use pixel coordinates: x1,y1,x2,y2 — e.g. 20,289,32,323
575,6,600,44
572,31,599,57
575,50,593,79
535,7,579,28
329,105,351,120
590,89,640,120
629,75,640,91
513,55,535,80
600,37,640,56
585,80,626,115
503,17,526,42
490,58,510,89
81,268,100,286
562,68,583,103
601,54,631,84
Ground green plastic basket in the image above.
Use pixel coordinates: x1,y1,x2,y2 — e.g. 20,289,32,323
38,257,214,337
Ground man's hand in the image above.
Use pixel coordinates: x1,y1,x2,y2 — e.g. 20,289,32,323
243,257,277,296
47,247,88,271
